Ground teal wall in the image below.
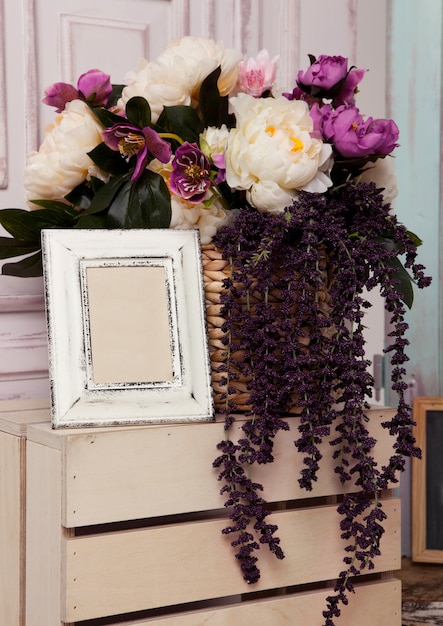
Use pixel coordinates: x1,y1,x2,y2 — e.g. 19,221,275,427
388,0,442,401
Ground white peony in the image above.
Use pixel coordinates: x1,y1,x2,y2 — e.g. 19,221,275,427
24,100,105,208
170,195,235,244
225,94,333,214
200,125,230,161
358,156,398,205
120,36,242,122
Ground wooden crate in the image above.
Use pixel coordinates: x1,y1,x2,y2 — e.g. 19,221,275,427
0,398,50,626
23,407,401,626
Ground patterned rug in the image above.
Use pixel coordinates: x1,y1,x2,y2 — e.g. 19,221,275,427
402,602,443,625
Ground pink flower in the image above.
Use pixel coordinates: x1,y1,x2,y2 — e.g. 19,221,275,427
238,50,278,97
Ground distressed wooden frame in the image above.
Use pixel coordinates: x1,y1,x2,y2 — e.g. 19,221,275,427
42,228,214,428
412,396,443,563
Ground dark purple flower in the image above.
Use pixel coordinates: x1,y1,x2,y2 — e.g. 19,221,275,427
102,122,172,181
77,69,112,107
170,142,212,203
320,105,399,158
42,69,112,112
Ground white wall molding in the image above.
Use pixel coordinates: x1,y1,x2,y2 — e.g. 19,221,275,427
0,0,8,188
59,13,150,83
0,294,44,313
170,0,190,38
24,0,39,153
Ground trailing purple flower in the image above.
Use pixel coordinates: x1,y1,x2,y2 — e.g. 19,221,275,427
212,181,430,624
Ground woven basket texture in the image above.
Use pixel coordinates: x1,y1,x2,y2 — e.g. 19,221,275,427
201,242,333,413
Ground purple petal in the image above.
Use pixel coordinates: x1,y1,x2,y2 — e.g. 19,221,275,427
142,126,172,164
77,69,112,106
42,82,79,112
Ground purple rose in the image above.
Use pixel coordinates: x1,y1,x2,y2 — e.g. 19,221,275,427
321,105,399,158
102,122,171,181
296,55,367,105
297,55,349,97
308,102,328,138
332,67,366,106
170,142,212,203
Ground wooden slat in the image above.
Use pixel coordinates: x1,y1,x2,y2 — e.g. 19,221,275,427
25,441,63,626
45,407,398,527
109,579,401,626
61,499,401,622
0,397,50,436
0,431,24,626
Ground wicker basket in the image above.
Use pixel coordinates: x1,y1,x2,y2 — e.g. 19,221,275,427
201,242,333,413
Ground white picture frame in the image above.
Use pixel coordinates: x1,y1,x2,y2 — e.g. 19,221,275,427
42,228,214,428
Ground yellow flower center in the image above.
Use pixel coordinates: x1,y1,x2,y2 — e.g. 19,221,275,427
185,164,207,183
266,125,303,152
118,132,145,156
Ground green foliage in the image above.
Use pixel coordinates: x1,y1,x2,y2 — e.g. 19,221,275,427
125,96,152,128
106,170,171,228
157,105,204,144
199,67,231,128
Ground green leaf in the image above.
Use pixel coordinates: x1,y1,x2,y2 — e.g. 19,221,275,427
87,143,130,176
78,174,130,217
106,170,171,229
199,66,230,128
90,106,125,128
125,96,151,128
75,213,109,229
0,206,77,240
65,181,94,209
157,106,204,144
104,180,132,227
1,251,43,278
107,84,124,108
0,236,40,259
27,200,75,212
407,230,423,248
386,257,415,309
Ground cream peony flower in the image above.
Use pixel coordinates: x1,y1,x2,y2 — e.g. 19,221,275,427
200,125,230,161
225,94,333,213
358,155,398,205
170,195,235,244
120,36,242,122
24,99,105,208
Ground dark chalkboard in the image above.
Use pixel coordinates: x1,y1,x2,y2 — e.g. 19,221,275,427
412,398,443,563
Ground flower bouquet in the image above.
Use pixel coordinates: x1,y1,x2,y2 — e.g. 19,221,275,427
0,38,431,624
